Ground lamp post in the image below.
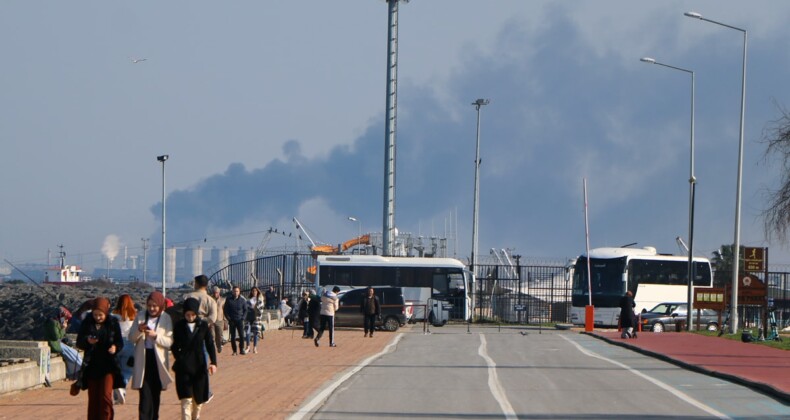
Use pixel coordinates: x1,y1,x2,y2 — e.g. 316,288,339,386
141,238,149,283
471,98,490,318
685,11,747,334
640,57,696,331
157,154,169,297
348,217,362,254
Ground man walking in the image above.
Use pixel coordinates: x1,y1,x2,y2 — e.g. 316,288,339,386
314,286,340,348
360,286,380,338
264,286,278,310
184,275,218,326
211,288,226,353
223,286,248,355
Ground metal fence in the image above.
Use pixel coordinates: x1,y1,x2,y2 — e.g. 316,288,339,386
471,263,571,325
208,253,316,300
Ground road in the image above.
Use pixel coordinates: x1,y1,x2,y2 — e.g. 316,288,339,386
296,326,790,419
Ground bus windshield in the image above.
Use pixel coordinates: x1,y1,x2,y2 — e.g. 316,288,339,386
572,257,626,295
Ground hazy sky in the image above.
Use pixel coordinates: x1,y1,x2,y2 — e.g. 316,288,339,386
3,1,790,273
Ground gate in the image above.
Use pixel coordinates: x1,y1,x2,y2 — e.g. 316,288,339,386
471,263,571,324
208,253,316,300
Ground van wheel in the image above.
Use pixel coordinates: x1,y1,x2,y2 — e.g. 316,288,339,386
383,316,399,332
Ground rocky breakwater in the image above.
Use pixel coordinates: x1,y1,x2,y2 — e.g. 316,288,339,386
0,281,194,341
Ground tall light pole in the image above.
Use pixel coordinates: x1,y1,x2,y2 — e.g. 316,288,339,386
471,98,490,314
641,57,696,331
348,216,362,254
685,11,747,333
157,154,169,297
141,238,149,283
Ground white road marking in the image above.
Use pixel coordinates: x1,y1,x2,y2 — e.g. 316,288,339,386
560,335,731,420
478,334,518,420
288,333,404,420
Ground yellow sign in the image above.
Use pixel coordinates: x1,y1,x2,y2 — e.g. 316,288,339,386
743,247,765,272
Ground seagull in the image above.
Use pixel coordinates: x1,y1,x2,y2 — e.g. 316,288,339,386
131,58,147,64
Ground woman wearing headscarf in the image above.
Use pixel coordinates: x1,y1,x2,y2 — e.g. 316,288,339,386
44,306,82,380
76,297,124,420
172,298,218,420
111,294,137,404
130,291,173,420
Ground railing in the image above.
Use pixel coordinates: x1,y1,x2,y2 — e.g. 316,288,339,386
208,253,316,301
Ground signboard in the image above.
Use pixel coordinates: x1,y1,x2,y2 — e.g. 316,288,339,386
695,288,726,311
743,247,765,272
514,304,527,312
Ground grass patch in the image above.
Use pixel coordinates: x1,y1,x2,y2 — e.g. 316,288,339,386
691,329,790,351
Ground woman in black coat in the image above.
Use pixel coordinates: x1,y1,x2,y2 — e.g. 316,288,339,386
171,298,218,420
76,297,124,420
619,291,636,338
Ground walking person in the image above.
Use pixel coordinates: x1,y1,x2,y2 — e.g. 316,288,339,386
211,288,226,353
280,296,293,327
264,286,278,310
308,290,321,339
130,291,173,420
76,297,124,420
360,286,381,338
619,291,636,339
223,286,248,355
111,294,137,405
314,286,340,347
298,291,311,339
44,306,83,381
172,298,218,420
246,287,265,353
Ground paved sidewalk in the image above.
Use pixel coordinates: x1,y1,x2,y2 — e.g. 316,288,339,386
0,327,394,419
587,330,790,404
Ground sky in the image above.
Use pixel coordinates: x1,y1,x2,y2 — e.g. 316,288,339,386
3,1,790,274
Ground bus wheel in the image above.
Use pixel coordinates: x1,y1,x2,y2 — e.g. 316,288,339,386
383,316,399,332
652,322,664,333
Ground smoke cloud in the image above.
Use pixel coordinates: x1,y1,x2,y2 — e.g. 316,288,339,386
101,235,122,262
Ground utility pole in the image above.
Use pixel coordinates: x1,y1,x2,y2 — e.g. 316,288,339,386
141,238,149,282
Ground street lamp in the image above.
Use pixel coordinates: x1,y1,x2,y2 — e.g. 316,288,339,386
641,56,696,331
141,238,149,283
471,98,490,318
157,154,169,297
348,216,362,254
685,11,747,334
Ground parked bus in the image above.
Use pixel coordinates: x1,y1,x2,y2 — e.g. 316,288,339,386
569,246,713,326
315,255,472,321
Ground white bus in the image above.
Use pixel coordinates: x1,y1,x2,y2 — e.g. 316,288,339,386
315,255,472,321
569,246,713,326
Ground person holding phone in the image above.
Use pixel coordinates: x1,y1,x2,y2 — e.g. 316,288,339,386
76,297,124,420
129,291,173,420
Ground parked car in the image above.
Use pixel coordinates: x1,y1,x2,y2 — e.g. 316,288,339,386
640,302,720,333
335,287,408,331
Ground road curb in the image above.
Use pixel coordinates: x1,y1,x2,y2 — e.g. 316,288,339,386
582,331,790,405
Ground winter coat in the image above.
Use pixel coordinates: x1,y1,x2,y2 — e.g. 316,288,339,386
183,289,218,323
44,318,67,354
129,311,173,390
360,295,381,316
320,291,339,317
76,315,124,388
223,295,248,322
247,297,265,331
171,318,217,404
307,295,321,327
619,294,636,329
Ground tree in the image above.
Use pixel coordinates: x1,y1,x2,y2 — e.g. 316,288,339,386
710,244,743,288
762,102,790,242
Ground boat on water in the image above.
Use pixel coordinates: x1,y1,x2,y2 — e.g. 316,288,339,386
43,249,84,285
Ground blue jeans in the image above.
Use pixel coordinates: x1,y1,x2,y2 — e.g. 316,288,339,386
60,343,83,380
116,339,134,386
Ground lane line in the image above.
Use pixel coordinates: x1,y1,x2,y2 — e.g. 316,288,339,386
288,333,404,420
560,335,730,419
478,334,518,420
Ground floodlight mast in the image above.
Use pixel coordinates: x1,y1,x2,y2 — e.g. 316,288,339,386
382,0,408,256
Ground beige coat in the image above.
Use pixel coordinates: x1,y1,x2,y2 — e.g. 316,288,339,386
128,311,174,390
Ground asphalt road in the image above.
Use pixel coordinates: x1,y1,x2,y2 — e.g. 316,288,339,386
304,326,790,419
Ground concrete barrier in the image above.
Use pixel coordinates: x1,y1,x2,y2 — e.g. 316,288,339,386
0,341,50,385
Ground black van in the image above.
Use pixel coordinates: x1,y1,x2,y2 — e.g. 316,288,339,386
335,287,408,331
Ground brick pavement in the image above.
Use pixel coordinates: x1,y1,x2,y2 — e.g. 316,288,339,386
0,327,395,419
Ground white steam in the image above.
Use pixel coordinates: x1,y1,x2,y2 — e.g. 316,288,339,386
101,234,122,262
